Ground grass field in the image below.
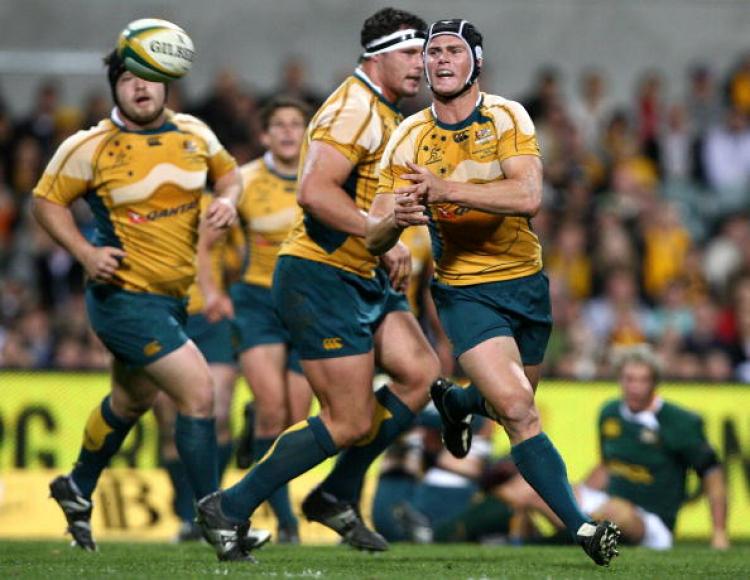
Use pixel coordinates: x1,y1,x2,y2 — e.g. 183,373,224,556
1,541,749,579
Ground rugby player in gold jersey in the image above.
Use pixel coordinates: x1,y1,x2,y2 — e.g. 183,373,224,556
33,48,242,555
368,19,620,567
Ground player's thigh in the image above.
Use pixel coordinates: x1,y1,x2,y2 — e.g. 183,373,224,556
431,273,551,367
143,340,214,416
301,352,376,430
239,344,288,433
86,285,191,369
593,497,646,544
210,363,236,437
110,358,160,420
272,256,378,360
240,344,287,408
286,368,313,425
459,336,536,419
374,310,438,409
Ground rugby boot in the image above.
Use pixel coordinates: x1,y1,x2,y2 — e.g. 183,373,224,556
302,486,388,551
49,475,96,552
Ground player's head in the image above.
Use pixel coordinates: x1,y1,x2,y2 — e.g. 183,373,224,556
360,8,426,99
614,344,661,412
260,96,310,164
424,19,483,100
104,50,167,126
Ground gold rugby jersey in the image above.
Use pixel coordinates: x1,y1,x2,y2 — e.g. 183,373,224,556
378,93,542,286
33,109,237,298
238,152,298,288
185,193,233,315
279,69,402,278
400,225,432,314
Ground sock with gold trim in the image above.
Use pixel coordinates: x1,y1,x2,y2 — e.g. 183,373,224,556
70,395,136,499
221,416,337,522
319,386,415,504
254,437,297,528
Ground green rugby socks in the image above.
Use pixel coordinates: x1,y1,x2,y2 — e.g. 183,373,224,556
221,416,337,522
217,441,234,481
163,458,195,522
175,414,219,500
71,396,136,499
254,437,298,528
319,386,416,503
446,383,495,420
511,432,588,538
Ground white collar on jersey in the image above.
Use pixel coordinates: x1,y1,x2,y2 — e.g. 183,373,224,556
619,397,663,431
354,67,384,97
111,107,125,128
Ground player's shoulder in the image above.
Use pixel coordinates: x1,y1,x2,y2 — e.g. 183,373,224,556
315,74,376,121
480,93,535,130
239,158,266,181
383,108,432,160
659,400,703,428
169,112,213,133
400,108,434,135
598,399,621,419
51,119,116,163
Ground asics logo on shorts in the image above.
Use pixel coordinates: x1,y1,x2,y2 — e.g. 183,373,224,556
322,337,344,350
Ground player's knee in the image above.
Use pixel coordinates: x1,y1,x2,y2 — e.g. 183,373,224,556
337,416,375,447
178,385,215,417
256,408,287,435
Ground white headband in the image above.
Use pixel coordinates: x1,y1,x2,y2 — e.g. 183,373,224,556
361,28,425,58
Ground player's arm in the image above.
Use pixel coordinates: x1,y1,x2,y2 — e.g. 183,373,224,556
366,193,428,255
196,218,233,323
298,141,367,236
205,167,241,229
398,155,543,217
701,466,729,550
581,462,609,491
32,198,126,282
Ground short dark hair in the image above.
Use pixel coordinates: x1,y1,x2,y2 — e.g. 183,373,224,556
259,96,311,131
361,7,426,49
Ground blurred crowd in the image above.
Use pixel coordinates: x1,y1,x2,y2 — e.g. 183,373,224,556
3,53,750,382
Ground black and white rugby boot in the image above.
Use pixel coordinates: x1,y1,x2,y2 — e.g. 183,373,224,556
302,486,388,551
430,378,473,458
577,520,621,566
196,491,257,562
49,475,97,552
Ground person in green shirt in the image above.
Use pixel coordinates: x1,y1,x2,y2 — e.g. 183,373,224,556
499,344,729,549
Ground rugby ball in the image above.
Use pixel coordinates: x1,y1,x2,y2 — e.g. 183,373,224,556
117,18,194,83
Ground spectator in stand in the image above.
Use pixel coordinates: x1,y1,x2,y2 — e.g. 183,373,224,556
570,69,612,152
727,53,750,116
261,56,323,110
522,66,563,122
14,80,60,157
545,220,592,300
702,107,750,220
635,70,665,165
640,200,692,300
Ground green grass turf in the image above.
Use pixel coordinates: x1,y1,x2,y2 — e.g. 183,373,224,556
1,541,748,579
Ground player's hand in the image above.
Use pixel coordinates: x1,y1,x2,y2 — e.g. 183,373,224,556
381,241,412,292
393,192,429,227
205,197,237,229
400,161,452,203
81,246,126,282
711,529,730,550
203,290,234,323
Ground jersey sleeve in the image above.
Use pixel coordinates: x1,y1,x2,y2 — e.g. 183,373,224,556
673,415,720,476
32,132,94,206
309,89,374,166
176,114,238,182
491,101,541,163
377,121,418,195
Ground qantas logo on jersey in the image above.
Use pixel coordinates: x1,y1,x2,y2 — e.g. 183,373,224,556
127,200,199,224
435,204,470,220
